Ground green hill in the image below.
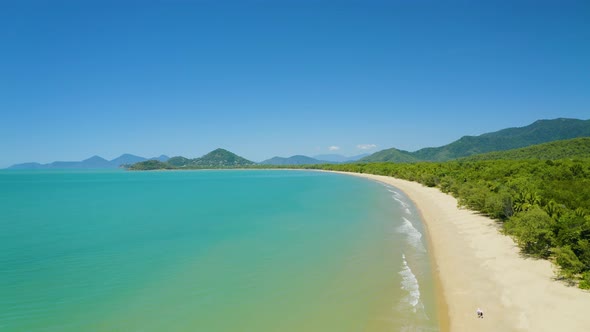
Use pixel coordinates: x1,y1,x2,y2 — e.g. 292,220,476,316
363,118,590,162
129,148,254,170
360,148,419,163
167,156,191,167
462,137,590,161
416,118,590,161
190,148,255,167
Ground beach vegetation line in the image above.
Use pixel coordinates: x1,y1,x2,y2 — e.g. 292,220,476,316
304,158,590,288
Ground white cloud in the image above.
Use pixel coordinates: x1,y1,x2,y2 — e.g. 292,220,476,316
328,146,340,151
357,144,377,150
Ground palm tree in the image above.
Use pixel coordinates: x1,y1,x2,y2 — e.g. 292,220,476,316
513,190,542,213
544,200,564,220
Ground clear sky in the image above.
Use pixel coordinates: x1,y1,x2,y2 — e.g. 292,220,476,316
1,0,589,167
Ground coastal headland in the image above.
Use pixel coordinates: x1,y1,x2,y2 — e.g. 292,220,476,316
331,171,590,332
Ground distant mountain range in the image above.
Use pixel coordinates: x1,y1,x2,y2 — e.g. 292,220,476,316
361,118,590,162
8,154,169,170
131,151,369,169
7,118,589,170
313,153,369,163
260,155,329,166
260,153,368,165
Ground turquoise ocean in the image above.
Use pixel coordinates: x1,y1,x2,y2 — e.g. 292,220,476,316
0,170,439,331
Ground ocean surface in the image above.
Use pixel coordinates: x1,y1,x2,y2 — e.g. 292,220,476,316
0,170,439,331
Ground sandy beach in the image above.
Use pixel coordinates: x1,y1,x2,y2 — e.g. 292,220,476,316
333,171,590,332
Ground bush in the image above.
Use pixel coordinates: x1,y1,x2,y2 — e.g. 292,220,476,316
554,212,587,247
421,173,439,187
575,239,590,270
504,207,555,258
483,193,512,219
552,246,584,279
579,271,590,289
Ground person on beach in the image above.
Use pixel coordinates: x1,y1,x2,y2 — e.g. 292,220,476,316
476,308,484,319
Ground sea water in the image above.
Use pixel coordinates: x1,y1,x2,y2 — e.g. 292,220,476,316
0,170,439,331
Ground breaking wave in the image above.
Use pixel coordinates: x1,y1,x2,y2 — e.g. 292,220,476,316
399,253,421,311
397,217,425,252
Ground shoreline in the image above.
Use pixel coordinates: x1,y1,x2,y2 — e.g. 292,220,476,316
328,171,590,332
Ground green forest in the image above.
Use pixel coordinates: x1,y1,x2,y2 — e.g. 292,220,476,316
303,158,590,288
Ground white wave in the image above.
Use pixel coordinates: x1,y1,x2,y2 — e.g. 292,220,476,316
384,185,401,196
393,196,408,207
392,195,413,215
399,254,421,312
388,189,401,196
396,218,425,252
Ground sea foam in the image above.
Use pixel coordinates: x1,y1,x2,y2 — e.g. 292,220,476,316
397,217,425,252
388,189,412,215
399,253,421,312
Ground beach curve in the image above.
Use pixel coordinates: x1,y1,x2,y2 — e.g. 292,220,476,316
328,171,590,332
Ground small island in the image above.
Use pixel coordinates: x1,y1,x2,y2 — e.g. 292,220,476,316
129,148,256,170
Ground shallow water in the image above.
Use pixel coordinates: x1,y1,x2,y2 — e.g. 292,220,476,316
0,170,439,331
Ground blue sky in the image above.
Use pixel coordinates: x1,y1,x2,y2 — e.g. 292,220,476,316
1,0,589,167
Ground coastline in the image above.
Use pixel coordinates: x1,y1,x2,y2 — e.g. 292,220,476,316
329,171,590,332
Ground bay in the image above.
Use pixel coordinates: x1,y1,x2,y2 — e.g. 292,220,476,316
0,170,438,331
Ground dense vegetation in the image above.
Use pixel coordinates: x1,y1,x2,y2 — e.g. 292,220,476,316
303,158,590,288
361,118,590,162
128,160,176,170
